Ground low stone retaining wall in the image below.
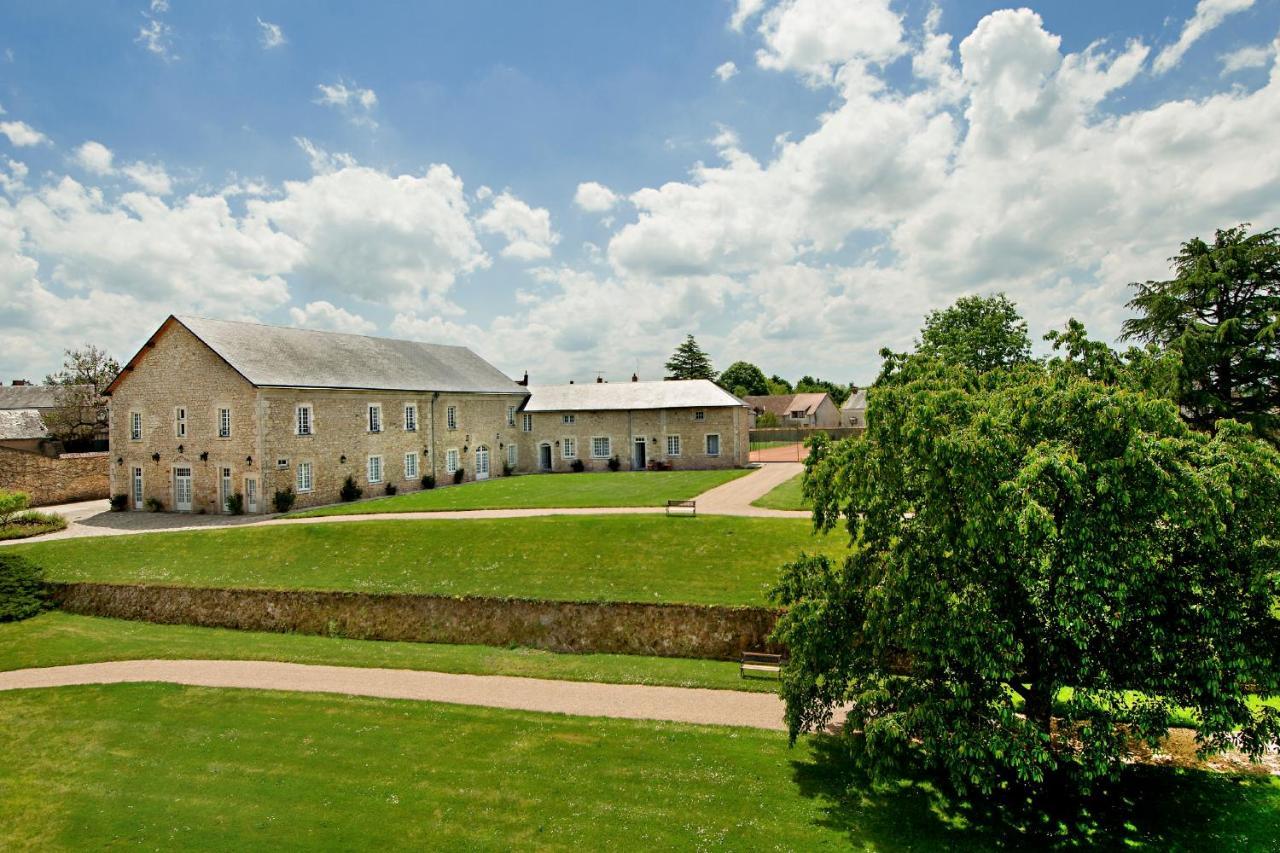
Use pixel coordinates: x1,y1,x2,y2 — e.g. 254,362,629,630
0,447,109,506
49,582,782,660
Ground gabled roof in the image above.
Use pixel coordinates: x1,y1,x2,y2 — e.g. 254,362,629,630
841,389,867,410
0,385,77,410
524,379,746,412
108,315,527,396
743,393,830,417
0,409,47,440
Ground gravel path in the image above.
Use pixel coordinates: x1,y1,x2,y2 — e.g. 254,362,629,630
0,659,801,730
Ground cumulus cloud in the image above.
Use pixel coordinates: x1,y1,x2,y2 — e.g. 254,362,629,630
573,181,617,212
714,61,739,81
0,121,48,147
314,79,378,127
1220,38,1277,74
755,0,906,82
289,301,375,334
71,141,173,195
258,18,287,49
74,141,114,174
121,161,173,195
294,137,357,174
730,0,766,33
1153,0,1255,74
477,192,559,261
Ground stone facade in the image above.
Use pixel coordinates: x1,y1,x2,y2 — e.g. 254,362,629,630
0,447,109,506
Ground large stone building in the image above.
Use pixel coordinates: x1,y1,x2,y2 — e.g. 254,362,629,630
105,315,748,513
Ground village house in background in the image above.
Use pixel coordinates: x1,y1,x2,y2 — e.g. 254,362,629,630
104,315,749,514
743,392,841,429
0,381,110,505
842,387,867,427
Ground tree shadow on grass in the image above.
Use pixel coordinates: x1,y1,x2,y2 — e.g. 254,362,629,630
790,734,1280,850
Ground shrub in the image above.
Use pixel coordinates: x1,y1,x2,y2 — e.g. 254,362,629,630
385,483,397,496
144,496,163,512
272,488,296,513
502,463,514,477
0,489,31,526
607,456,621,472
421,475,436,490
226,492,245,515
109,493,129,512
452,467,464,484
0,553,48,622
340,475,363,502
570,459,585,472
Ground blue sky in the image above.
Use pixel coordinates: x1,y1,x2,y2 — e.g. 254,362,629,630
2,0,1279,385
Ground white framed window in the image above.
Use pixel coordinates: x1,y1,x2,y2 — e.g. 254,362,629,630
447,405,457,430
295,461,313,493
562,414,576,425
705,434,721,456
666,435,681,456
175,407,187,438
562,437,577,458
367,455,383,484
507,444,517,467
522,413,533,432
445,448,459,474
694,410,705,421
507,405,516,426
131,467,144,509
220,467,233,512
404,404,417,432
591,436,611,458
277,458,289,470
218,407,232,438
404,452,419,480
130,412,142,441
368,404,382,433
296,405,313,436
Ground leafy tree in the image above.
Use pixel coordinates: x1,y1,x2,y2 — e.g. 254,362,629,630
755,410,780,427
0,490,30,527
773,352,1280,804
718,361,769,397
1044,319,1180,400
766,375,793,396
1122,225,1280,443
916,293,1032,373
664,334,716,380
795,375,851,406
42,344,119,443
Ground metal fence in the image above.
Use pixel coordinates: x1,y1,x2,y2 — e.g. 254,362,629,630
748,427,864,462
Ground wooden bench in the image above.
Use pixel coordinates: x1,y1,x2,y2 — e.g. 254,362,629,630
666,499,696,516
740,651,784,679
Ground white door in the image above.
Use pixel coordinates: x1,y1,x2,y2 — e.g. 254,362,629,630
174,466,193,512
132,467,144,510
475,446,490,480
244,477,258,514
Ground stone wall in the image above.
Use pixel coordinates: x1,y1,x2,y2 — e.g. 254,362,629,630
0,447,109,506
50,582,783,660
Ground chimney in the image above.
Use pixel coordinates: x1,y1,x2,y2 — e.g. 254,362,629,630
596,376,604,383
631,373,638,382
11,379,30,386
516,371,528,387
569,380,574,384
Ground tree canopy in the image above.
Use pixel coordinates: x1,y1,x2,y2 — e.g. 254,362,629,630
664,334,716,381
42,344,118,443
794,376,851,406
718,360,769,397
766,374,793,396
1123,224,1280,443
915,293,1032,374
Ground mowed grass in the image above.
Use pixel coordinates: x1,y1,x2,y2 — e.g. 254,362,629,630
12,515,840,605
2,684,1277,850
290,469,750,516
752,473,808,511
0,613,777,693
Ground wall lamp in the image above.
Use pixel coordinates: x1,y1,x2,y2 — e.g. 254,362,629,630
340,454,347,464
151,452,160,462
245,456,253,467
116,457,123,466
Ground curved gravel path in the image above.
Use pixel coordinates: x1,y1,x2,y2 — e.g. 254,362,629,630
0,659,805,731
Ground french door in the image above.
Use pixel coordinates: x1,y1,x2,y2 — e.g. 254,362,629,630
244,477,258,513
475,446,490,480
173,466,193,512
132,467,144,510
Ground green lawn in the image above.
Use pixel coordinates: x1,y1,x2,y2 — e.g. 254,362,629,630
13,515,841,606
752,473,808,511
1,684,1275,849
290,469,750,516
0,613,777,693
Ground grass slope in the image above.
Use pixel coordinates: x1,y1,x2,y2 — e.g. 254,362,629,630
291,469,749,516
1,684,1275,849
751,473,808,511
12,515,840,606
0,613,777,693
0,511,67,541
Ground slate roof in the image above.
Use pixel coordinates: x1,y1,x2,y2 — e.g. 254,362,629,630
0,385,67,410
0,409,47,440
523,380,746,412
116,316,527,395
743,393,830,417
842,389,868,410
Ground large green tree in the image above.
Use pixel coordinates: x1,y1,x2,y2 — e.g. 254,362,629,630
915,293,1032,374
42,344,119,443
794,376,851,406
718,360,769,397
1122,224,1280,442
766,374,793,396
664,334,716,380
773,350,1280,802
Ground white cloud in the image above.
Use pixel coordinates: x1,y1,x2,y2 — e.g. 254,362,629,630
714,61,739,81
477,192,559,261
573,181,618,213
314,79,378,128
150,0,169,12
730,0,766,33
1220,38,1277,74
755,0,906,82
0,121,48,147
1153,0,1255,75
294,137,357,174
74,141,115,174
121,161,173,195
258,18,287,49
289,301,376,334
136,14,176,62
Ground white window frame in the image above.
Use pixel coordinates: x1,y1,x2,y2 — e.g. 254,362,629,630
562,414,576,425
368,404,382,434
445,448,459,474
175,407,187,438
277,458,289,470
296,405,313,436
507,405,516,427
367,455,383,484
218,407,232,438
220,466,233,512
666,435,681,456
447,405,457,430
132,466,144,509
404,404,417,432
295,461,313,493
507,443,517,468
591,436,611,458
130,412,142,441
522,413,533,432
562,437,577,459
404,451,419,480
705,433,721,457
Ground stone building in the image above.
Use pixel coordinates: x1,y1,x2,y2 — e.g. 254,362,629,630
743,392,841,428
